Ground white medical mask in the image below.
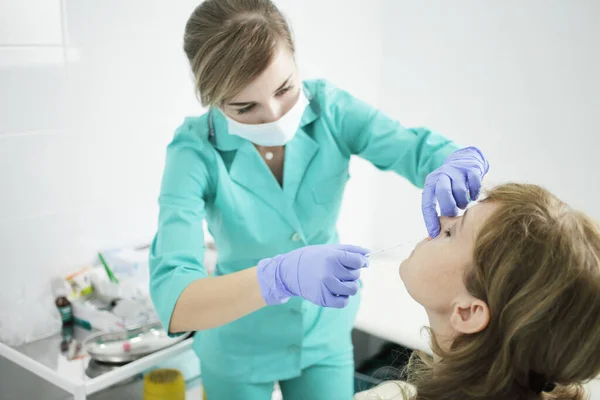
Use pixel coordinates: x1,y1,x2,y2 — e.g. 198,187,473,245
224,89,309,147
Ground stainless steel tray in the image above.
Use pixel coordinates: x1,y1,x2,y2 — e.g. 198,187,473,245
82,322,192,363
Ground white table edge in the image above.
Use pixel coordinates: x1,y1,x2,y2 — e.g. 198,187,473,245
0,341,78,394
0,336,194,397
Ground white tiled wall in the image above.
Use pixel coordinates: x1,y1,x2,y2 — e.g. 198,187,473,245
0,1,198,290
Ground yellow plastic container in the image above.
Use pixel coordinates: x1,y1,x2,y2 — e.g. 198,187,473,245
143,369,186,400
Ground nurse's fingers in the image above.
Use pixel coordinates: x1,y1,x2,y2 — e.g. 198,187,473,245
436,174,458,217
467,169,483,201
449,169,469,210
333,263,361,281
337,251,369,270
325,278,359,297
324,293,350,309
421,179,440,238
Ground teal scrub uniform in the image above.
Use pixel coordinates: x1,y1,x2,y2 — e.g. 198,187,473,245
149,79,458,399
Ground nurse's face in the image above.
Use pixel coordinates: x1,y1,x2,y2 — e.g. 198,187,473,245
400,203,497,317
222,42,301,125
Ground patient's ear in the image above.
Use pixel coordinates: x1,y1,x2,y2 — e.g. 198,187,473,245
450,296,490,334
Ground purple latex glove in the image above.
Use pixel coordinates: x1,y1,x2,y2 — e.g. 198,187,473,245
257,244,369,308
422,146,490,238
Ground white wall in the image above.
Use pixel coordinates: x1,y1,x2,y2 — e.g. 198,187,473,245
373,0,600,247
0,1,195,293
0,0,382,397
374,5,600,394
275,0,384,249
0,0,383,298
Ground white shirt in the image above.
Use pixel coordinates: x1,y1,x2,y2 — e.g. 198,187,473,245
354,381,417,400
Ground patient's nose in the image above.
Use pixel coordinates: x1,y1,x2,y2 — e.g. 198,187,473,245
439,216,459,231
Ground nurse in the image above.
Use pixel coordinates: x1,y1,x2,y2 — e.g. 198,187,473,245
149,0,489,399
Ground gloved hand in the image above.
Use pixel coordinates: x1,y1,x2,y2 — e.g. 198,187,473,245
257,244,369,308
422,146,489,238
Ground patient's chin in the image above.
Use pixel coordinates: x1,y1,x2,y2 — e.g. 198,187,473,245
399,258,410,281
400,274,421,305
399,260,423,303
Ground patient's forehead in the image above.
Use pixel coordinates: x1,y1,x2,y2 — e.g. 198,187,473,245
462,202,499,239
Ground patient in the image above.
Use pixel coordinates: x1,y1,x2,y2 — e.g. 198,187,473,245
355,183,600,400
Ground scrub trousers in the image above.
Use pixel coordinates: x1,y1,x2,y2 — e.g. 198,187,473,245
201,350,355,400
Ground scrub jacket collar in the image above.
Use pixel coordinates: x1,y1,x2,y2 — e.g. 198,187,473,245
207,84,322,231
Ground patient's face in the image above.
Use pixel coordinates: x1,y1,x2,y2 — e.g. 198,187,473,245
400,202,497,314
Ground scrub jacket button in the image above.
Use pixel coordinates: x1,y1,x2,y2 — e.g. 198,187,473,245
288,345,300,353
291,233,302,242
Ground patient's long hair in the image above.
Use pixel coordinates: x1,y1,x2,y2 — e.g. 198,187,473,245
402,183,600,400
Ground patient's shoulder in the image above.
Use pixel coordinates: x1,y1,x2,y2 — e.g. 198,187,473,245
354,380,416,400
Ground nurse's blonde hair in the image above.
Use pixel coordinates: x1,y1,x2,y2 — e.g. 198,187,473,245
183,0,295,107
371,183,600,400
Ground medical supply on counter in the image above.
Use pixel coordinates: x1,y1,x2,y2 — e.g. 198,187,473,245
99,246,151,281
83,322,192,363
143,369,186,400
69,248,160,332
70,293,158,332
95,245,153,302
65,267,94,298
69,294,119,331
98,252,119,284
60,323,74,352
53,278,74,326
66,339,83,360
52,277,78,354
